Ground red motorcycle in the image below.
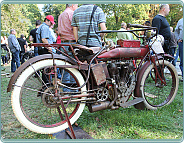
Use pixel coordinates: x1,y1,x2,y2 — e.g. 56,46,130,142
7,24,179,137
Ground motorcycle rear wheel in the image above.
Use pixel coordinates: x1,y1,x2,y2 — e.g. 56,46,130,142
136,60,178,110
11,59,86,134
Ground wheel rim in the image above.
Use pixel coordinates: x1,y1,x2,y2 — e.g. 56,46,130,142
142,62,177,107
19,64,81,128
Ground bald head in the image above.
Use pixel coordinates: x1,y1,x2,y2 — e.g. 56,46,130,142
121,22,127,29
159,4,170,16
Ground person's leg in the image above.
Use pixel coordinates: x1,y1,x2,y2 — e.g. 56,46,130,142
59,41,76,92
174,47,179,66
169,47,176,66
34,47,39,56
163,40,170,54
179,42,183,79
14,51,21,69
5,54,8,64
11,53,16,72
20,51,24,64
1,56,5,65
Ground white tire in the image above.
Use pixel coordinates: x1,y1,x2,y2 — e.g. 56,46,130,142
11,59,86,134
140,60,179,110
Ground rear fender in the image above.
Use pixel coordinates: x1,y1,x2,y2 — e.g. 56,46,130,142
7,54,77,92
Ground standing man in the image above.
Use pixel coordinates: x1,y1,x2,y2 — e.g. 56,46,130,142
175,17,183,81
58,4,78,55
152,4,171,54
36,15,55,83
29,20,41,56
17,34,27,64
8,29,21,72
58,4,78,92
71,4,106,48
117,22,131,40
36,15,55,55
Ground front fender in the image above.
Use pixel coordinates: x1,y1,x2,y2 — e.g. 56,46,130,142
7,54,77,92
153,53,174,61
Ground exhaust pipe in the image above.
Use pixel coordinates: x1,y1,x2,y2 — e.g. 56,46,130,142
88,101,110,113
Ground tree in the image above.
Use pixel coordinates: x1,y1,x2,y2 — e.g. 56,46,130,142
20,4,43,37
98,4,150,38
42,4,66,29
167,4,183,29
1,4,42,38
97,4,182,38
1,4,182,40
1,4,31,38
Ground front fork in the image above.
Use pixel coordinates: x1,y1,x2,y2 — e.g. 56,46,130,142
151,54,167,86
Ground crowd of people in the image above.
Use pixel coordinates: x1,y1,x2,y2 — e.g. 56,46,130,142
1,36,9,66
1,4,183,81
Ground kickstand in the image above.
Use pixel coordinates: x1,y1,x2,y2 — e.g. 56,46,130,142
58,99,76,139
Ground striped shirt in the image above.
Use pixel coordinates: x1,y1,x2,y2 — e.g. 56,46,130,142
71,4,106,47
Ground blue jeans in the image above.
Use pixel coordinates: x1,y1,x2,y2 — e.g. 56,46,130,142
11,50,20,72
1,55,7,64
34,47,39,56
169,47,176,66
174,47,179,66
179,42,183,78
58,41,76,92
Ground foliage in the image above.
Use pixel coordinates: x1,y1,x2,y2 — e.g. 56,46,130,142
42,4,66,29
1,4,183,40
21,4,43,33
1,4,30,38
97,4,182,38
1,4,42,38
168,4,183,29
97,4,150,38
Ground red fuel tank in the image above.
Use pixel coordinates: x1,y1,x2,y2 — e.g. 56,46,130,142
98,47,149,59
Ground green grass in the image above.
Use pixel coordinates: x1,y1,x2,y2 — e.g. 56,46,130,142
1,65,54,139
1,64,183,140
77,103,183,139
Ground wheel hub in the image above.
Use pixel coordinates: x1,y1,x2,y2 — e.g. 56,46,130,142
42,86,62,108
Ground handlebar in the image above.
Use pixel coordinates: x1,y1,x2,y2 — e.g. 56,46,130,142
96,23,158,39
127,23,153,29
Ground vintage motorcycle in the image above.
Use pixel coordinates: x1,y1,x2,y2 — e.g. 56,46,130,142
7,24,179,137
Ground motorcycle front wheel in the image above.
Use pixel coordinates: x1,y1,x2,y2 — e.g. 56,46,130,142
11,59,86,134
137,60,179,110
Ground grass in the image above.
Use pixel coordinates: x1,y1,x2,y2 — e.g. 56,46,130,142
1,63,183,140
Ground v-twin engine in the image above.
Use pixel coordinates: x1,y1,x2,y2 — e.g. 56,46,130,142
88,60,136,112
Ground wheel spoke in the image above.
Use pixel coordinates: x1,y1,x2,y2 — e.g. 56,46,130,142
11,59,86,134
140,60,178,109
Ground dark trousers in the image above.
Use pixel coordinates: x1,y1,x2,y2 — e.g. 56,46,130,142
179,42,183,77
169,47,176,66
11,50,20,72
20,51,25,64
163,39,170,54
